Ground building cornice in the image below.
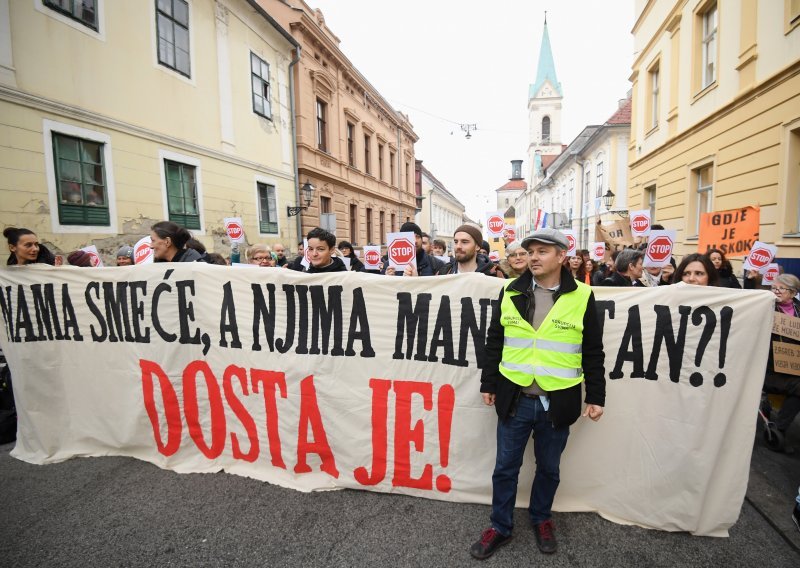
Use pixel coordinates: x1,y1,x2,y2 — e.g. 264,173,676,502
631,0,690,70
0,85,295,182
630,60,800,169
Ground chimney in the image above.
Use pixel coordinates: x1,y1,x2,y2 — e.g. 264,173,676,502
510,160,523,180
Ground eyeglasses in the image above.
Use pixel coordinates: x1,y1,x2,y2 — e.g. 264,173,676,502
252,256,271,262
771,287,794,293
508,252,528,258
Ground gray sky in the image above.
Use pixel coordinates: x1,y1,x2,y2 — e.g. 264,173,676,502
308,0,636,221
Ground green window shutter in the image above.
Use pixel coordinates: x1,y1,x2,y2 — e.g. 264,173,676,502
165,159,200,230
257,182,278,233
53,133,110,226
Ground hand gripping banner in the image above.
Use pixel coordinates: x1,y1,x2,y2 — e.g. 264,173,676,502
0,264,774,536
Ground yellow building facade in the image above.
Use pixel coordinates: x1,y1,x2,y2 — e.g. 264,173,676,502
628,0,800,266
0,0,299,263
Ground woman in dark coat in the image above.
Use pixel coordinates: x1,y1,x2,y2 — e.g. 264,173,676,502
707,248,741,288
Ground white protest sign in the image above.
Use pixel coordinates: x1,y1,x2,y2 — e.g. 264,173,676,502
562,230,578,256
485,211,505,238
0,267,775,538
630,209,652,238
301,238,310,270
80,245,103,267
761,263,780,285
644,230,676,268
743,241,778,274
503,224,517,243
362,246,382,270
488,251,500,262
387,232,417,271
134,236,154,265
591,242,606,262
223,217,246,244
340,256,351,270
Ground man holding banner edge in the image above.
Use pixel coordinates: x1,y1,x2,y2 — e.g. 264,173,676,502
471,227,605,559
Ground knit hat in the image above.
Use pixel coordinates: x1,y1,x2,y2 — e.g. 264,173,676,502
116,245,134,261
454,224,483,246
67,250,93,267
399,221,422,237
481,240,491,252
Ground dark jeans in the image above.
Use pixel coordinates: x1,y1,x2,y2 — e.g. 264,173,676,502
490,395,570,536
764,372,800,432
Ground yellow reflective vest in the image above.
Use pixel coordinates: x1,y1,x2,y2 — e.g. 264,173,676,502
498,279,591,391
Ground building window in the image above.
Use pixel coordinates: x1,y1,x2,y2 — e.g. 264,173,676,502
364,135,371,175
257,182,278,234
347,123,355,167
405,162,411,192
52,133,109,226
378,144,385,181
542,116,551,144
366,208,373,244
595,162,604,198
251,52,271,119
694,164,713,235
320,196,331,214
646,185,657,220
44,0,97,30
379,210,385,241
391,212,396,233
316,99,327,152
789,0,800,32
700,2,717,89
156,0,191,78
648,62,659,129
349,204,357,244
390,152,396,186
164,159,200,229
584,167,591,203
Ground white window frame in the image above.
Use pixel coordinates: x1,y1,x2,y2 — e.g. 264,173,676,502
35,0,106,41
150,0,196,86
701,4,717,89
696,165,713,234
158,148,205,234
254,175,280,236
595,161,604,198
651,66,659,128
43,119,118,234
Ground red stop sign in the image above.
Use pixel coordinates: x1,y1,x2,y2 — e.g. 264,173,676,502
135,243,152,264
593,243,605,258
226,221,243,241
488,216,504,234
648,235,673,263
364,250,381,265
87,252,100,267
503,227,516,241
748,247,771,269
632,214,650,233
566,234,576,252
764,265,780,282
389,238,415,265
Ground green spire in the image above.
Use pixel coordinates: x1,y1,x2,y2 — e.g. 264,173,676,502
529,17,562,99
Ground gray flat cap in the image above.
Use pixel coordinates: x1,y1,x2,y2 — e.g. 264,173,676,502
520,228,569,250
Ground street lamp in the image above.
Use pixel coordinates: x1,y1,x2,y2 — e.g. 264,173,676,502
602,188,628,217
287,180,315,217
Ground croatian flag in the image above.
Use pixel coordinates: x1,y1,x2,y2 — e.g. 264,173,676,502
539,212,549,229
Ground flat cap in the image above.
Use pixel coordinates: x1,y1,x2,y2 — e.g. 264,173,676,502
520,228,569,250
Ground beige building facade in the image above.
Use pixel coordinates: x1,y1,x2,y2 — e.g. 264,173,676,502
0,0,300,264
263,1,418,247
628,0,800,266
415,161,465,250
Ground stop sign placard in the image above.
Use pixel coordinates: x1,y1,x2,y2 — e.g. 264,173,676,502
80,245,104,267
629,209,652,237
485,211,505,237
389,238,415,265
742,241,777,273
224,217,245,243
503,226,516,242
762,263,780,285
363,247,382,269
593,242,605,260
643,229,676,268
134,236,153,264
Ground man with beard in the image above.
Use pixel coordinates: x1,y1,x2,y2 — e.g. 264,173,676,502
436,224,500,276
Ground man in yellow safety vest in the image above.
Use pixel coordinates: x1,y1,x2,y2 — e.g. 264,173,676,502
470,228,606,560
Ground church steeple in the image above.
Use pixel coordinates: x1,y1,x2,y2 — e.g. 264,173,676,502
529,16,562,99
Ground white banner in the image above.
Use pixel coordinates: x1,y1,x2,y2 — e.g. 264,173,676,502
0,266,774,537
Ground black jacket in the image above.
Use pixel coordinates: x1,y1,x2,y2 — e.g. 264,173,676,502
306,256,348,273
601,271,641,287
481,266,606,427
345,254,365,272
437,255,498,276
157,248,203,263
717,268,742,289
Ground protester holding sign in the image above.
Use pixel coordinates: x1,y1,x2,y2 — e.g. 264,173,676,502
150,221,202,263
707,248,741,289
674,254,719,287
384,222,443,277
472,228,604,559
66,250,94,267
4,227,55,265
304,228,347,273
601,248,644,287
337,241,364,272
437,225,500,277
763,274,800,442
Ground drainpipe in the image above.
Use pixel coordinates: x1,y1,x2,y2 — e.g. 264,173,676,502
397,125,403,226
573,155,586,248
289,46,302,245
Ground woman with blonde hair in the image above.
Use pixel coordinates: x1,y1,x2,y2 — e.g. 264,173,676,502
246,244,275,267
497,242,528,279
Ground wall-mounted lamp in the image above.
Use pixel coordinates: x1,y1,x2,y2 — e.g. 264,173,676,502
287,180,315,217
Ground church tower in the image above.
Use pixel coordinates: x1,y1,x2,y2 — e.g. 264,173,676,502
528,15,563,185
